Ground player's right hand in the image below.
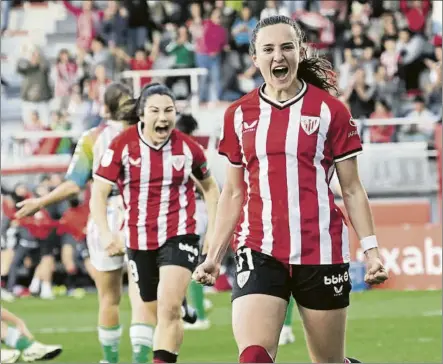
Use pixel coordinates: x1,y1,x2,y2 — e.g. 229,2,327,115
192,258,220,286
104,233,125,257
15,198,43,219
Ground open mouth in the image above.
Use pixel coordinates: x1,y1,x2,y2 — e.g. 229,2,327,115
155,125,170,137
272,66,289,80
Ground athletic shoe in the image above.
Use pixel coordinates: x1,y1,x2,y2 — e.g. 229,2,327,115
181,298,198,324
21,342,62,362
183,319,211,330
1,349,21,363
278,325,295,346
1,288,15,302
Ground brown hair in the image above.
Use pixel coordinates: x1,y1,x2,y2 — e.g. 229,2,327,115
249,15,338,95
104,82,138,124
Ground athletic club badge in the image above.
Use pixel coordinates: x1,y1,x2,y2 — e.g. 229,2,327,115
237,271,250,288
300,116,320,135
171,155,185,170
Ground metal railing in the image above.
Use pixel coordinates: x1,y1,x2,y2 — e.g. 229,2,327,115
119,68,208,116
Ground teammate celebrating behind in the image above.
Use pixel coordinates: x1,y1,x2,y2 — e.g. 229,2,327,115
194,15,388,364
91,83,220,364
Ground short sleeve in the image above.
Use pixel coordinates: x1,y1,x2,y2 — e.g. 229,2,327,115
65,132,93,188
188,139,210,181
218,105,242,166
94,137,124,185
327,100,363,163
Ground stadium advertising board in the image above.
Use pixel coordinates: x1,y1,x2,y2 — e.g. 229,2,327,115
350,225,442,291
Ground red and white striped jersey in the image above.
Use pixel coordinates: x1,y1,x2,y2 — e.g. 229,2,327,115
94,123,209,251
219,80,363,265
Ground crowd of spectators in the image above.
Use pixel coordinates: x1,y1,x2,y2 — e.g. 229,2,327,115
1,0,441,147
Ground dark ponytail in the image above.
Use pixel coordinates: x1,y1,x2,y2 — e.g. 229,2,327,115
249,15,338,95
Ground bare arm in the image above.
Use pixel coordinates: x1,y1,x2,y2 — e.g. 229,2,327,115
192,176,220,254
15,180,80,219
336,157,375,241
207,165,244,264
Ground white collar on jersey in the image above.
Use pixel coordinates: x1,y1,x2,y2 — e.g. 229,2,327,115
259,79,308,110
137,121,171,150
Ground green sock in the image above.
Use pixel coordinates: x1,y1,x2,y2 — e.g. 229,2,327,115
5,326,33,350
284,297,295,326
189,280,206,320
98,325,122,363
130,324,154,363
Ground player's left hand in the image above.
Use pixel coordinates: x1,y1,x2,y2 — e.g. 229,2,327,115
364,248,388,285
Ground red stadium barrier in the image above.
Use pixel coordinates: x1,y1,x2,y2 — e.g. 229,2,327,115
349,224,442,290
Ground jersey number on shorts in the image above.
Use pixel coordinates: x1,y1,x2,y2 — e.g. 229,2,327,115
236,247,254,272
128,260,139,283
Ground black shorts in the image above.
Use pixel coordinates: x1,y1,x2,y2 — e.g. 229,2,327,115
126,234,200,302
39,230,60,257
231,247,352,311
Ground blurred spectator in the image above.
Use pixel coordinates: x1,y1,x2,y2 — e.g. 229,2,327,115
50,111,73,155
342,68,375,119
380,11,399,47
165,26,195,99
53,49,78,111
422,36,442,115
399,96,438,142
66,84,91,134
260,0,290,20
344,22,375,60
116,32,161,90
88,36,115,79
122,0,150,56
396,28,428,93
369,100,395,143
1,0,11,35
400,0,431,34
432,1,442,36
380,36,399,78
372,64,401,113
195,8,228,103
231,4,258,69
17,45,52,128
99,0,128,49
87,64,111,127
338,50,358,92
63,0,104,51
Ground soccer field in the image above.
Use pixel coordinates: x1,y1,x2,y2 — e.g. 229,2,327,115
3,290,442,363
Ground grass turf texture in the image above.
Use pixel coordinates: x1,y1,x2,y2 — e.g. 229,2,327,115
2,290,441,363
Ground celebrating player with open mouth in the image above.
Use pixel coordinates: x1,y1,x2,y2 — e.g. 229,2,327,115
91,83,220,364
193,15,388,364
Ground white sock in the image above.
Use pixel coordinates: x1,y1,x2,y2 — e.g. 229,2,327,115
40,281,52,297
130,324,154,349
29,278,41,294
4,326,21,348
98,325,122,347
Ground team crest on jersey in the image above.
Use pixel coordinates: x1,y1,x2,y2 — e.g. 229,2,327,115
300,116,320,135
171,155,185,170
101,149,114,167
237,271,250,288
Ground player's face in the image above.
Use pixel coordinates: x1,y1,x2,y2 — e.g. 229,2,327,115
253,23,300,93
143,94,176,145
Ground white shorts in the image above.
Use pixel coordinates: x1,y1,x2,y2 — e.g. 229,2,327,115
87,195,125,272
195,199,208,247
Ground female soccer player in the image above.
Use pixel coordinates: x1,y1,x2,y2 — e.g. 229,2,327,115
90,83,220,363
1,307,62,362
15,83,155,364
194,16,388,364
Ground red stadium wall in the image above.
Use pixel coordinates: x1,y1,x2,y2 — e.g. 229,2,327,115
337,201,442,291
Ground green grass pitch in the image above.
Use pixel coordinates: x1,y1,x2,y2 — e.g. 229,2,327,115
2,290,441,363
